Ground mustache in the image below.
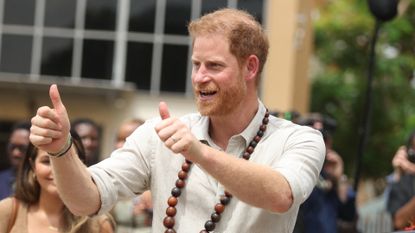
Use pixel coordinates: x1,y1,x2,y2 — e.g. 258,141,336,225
194,83,217,92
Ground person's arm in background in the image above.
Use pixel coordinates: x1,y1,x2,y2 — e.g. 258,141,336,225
394,197,415,229
30,84,101,216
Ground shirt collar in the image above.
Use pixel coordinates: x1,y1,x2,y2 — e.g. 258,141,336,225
191,100,267,148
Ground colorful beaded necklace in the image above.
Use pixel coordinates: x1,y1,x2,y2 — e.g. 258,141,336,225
163,110,270,233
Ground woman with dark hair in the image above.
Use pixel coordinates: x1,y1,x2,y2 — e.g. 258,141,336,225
0,131,115,233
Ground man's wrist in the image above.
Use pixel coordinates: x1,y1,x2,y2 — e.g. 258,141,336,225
48,134,73,158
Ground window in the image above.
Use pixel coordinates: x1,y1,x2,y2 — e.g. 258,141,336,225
0,35,32,73
41,37,73,76
44,0,76,28
3,0,35,25
0,0,265,94
161,44,188,92
81,39,114,79
125,42,153,90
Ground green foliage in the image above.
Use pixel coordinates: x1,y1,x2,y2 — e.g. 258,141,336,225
310,0,415,178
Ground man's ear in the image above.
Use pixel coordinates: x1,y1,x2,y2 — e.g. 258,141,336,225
244,55,259,82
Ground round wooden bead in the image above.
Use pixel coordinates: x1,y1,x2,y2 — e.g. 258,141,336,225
214,203,225,214
246,146,254,154
260,124,267,131
182,162,191,172
178,170,188,179
166,206,177,217
175,179,185,188
242,152,250,160
163,216,175,228
263,117,269,124
254,135,261,142
168,196,178,207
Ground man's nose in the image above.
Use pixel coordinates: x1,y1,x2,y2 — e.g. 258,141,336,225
193,66,209,83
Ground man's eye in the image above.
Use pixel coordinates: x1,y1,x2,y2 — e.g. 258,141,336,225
208,63,221,69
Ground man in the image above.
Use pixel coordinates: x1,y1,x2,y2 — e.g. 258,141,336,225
29,8,325,232
0,122,30,200
71,118,101,166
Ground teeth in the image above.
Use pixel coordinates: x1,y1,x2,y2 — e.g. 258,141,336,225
200,91,216,96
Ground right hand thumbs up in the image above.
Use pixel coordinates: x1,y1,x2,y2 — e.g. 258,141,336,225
30,84,71,154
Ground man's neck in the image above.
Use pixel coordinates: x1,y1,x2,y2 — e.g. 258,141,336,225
209,101,259,150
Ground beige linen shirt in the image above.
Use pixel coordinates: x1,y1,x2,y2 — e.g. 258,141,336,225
89,101,325,233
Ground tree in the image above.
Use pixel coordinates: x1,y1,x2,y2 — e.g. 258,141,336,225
310,0,415,178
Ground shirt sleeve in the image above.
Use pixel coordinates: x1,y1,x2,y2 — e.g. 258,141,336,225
270,125,326,212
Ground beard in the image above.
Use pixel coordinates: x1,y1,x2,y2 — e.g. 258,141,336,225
194,74,247,116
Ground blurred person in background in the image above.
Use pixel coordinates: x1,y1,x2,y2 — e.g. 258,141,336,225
71,118,101,166
112,118,153,231
115,118,144,149
386,130,415,230
0,121,30,200
0,130,115,233
294,113,357,233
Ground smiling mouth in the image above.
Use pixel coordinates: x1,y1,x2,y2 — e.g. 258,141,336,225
200,90,217,97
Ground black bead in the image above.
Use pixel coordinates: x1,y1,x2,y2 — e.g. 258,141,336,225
204,220,216,231
171,187,181,197
211,212,221,222
250,141,257,148
257,130,264,137
220,195,231,205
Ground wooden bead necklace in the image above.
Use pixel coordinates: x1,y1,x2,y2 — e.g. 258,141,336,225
163,110,270,233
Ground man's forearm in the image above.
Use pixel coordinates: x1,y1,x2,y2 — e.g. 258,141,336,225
51,146,101,216
197,146,293,213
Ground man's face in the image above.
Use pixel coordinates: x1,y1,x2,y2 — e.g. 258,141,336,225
7,129,30,169
74,123,99,163
191,35,247,116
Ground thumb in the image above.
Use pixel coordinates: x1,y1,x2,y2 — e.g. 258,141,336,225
159,101,171,120
49,84,65,113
